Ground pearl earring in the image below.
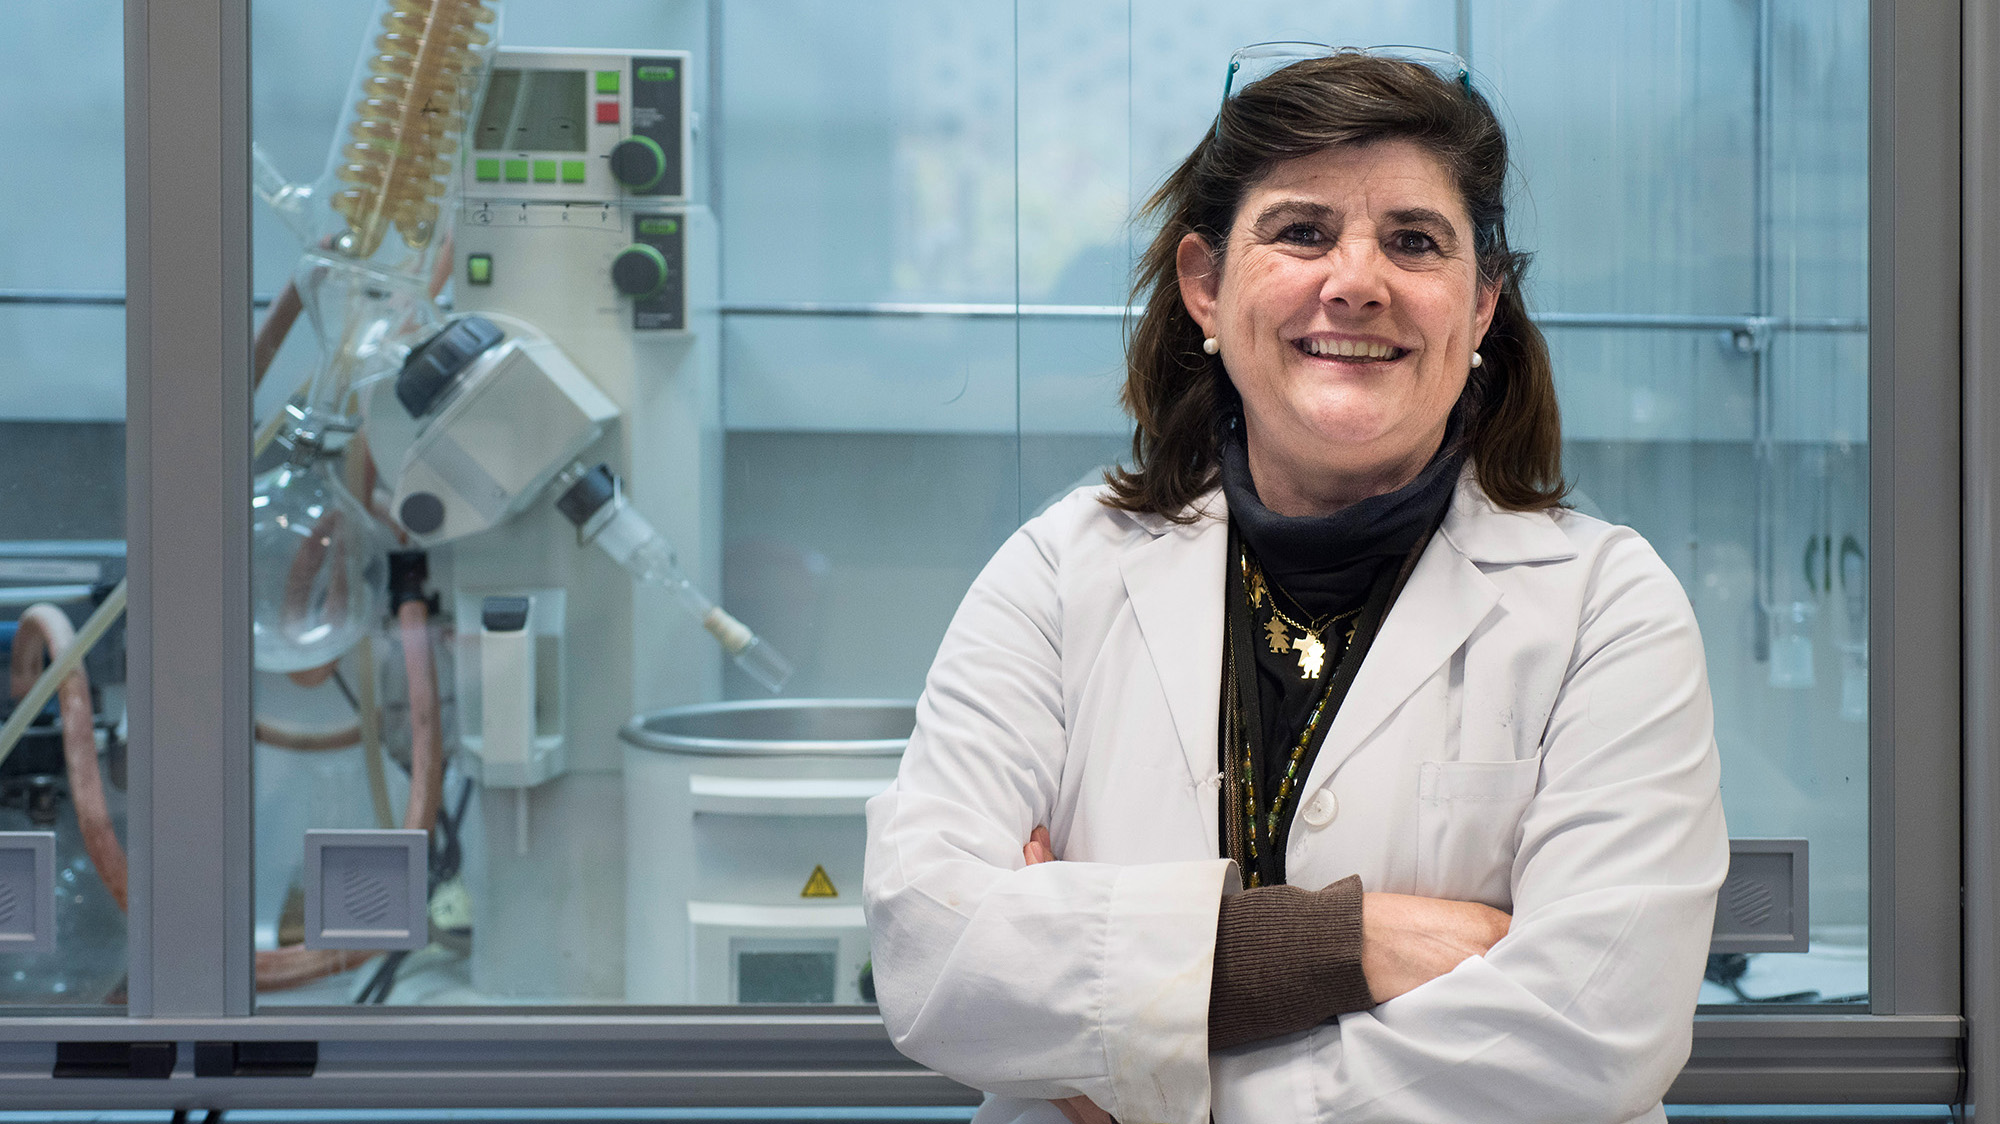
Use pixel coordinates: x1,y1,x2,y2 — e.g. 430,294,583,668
1470,351,1483,368
1202,337,1220,355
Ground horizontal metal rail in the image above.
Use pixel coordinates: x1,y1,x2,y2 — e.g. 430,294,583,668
0,289,276,311
0,584,99,607
717,301,1866,333
0,1012,1956,1109
0,290,1871,334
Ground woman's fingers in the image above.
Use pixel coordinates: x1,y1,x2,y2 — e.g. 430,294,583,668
1052,1094,1117,1123
1360,891,1514,1004
1023,825,1057,866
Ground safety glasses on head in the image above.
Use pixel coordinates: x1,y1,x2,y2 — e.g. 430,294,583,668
1222,42,1474,103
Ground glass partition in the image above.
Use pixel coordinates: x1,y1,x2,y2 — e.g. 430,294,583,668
246,0,1022,1007
0,1,131,1008
1482,0,1870,1006
242,0,1867,1012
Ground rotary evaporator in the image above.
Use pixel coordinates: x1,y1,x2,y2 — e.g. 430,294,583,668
243,12,901,1008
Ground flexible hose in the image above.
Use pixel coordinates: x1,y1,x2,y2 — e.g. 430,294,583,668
0,580,126,768
255,947,376,992
252,718,363,751
356,640,397,829
254,282,304,386
254,598,442,992
397,598,443,832
10,605,127,911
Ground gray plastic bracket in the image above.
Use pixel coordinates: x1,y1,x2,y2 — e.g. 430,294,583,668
0,832,56,953
1711,837,1811,953
303,829,429,951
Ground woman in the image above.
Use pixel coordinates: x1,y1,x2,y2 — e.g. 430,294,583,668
864,48,1727,1124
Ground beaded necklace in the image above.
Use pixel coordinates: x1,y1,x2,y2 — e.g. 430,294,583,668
1222,525,1433,888
1233,545,1347,885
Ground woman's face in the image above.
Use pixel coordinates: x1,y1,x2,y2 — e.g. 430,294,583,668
1178,139,1499,516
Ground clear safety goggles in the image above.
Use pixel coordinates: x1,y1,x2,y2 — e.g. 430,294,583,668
1222,42,1474,102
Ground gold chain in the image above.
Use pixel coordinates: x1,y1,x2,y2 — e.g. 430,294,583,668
1244,555,1359,680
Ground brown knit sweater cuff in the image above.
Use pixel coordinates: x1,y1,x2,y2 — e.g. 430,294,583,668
1207,874,1372,1052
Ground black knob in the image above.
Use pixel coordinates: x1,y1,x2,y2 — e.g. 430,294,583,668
395,316,505,417
608,137,666,191
611,245,668,300
399,493,446,536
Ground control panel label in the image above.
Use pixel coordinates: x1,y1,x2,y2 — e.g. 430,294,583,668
630,56,685,198
633,212,685,331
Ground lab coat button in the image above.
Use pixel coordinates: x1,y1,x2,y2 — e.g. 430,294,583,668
1301,789,1338,827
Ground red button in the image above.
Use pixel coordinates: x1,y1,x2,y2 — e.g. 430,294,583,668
596,101,619,124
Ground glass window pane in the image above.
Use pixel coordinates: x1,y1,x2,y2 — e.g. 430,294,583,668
249,0,1018,1007
1477,0,1870,1005
0,1,130,1008
246,0,1869,1014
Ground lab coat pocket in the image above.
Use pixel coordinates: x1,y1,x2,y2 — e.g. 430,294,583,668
1415,757,1542,906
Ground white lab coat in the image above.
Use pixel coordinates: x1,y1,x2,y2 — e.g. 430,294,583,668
863,467,1728,1124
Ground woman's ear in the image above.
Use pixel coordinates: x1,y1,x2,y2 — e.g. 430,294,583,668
1176,233,1221,336
1472,275,1502,351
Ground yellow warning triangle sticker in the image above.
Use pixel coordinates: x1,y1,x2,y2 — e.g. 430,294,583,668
800,864,839,898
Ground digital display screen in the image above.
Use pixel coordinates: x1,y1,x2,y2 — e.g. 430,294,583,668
474,68,587,152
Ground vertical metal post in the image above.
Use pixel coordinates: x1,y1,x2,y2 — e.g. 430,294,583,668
124,0,255,1017
1960,0,2000,1108
1868,0,1963,1017
1750,0,1773,664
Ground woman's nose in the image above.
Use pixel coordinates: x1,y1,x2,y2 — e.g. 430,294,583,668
1319,240,1392,311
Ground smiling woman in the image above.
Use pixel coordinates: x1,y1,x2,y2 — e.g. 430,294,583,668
865,48,1726,1124
1175,140,1500,514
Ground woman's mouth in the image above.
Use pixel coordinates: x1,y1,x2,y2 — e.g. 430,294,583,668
1295,337,1409,362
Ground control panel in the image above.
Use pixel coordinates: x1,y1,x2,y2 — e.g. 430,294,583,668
464,48,691,204
459,47,694,333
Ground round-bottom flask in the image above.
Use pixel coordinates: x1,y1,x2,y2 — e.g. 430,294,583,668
252,462,385,673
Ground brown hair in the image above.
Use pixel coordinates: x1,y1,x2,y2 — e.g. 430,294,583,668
1104,52,1565,518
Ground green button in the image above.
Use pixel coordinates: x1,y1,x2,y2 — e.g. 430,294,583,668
561,159,587,184
596,70,621,94
532,159,559,183
467,253,492,285
503,158,530,182
474,157,500,182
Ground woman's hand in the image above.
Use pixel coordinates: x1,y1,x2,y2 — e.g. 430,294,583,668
1360,891,1512,1004
1024,824,1058,866
1023,827,1119,1124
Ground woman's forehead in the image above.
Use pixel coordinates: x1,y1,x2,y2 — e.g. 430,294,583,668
1238,139,1468,227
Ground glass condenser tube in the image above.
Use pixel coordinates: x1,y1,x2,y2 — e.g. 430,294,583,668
556,464,793,693
332,0,497,258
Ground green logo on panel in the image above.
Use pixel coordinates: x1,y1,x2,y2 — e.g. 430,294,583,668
638,65,678,81
639,218,680,235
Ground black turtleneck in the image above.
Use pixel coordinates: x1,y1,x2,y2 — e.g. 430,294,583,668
1219,419,1464,832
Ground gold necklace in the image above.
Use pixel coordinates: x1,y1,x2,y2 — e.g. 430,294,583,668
1245,558,1360,680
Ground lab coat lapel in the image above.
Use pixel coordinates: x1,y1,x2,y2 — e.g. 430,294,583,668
1297,468,1577,795
1303,534,1500,792
1117,501,1229,795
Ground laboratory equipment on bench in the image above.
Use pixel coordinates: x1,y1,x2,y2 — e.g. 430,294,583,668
358,313,618,547
251,33,787,1005
250,0,504,675
555,463,790,693
620,700,913,1004
0,545,129,1004
452,589,566,791
436,45,720,1004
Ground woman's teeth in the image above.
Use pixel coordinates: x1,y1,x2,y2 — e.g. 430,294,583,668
1299,338,1405,360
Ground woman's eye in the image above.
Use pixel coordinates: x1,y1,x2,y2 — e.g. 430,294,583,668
1392,230,1440,254
1276,223,1325,246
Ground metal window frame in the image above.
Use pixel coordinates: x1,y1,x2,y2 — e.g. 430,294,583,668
86,0,1975,1109
1960,0,2000,1112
